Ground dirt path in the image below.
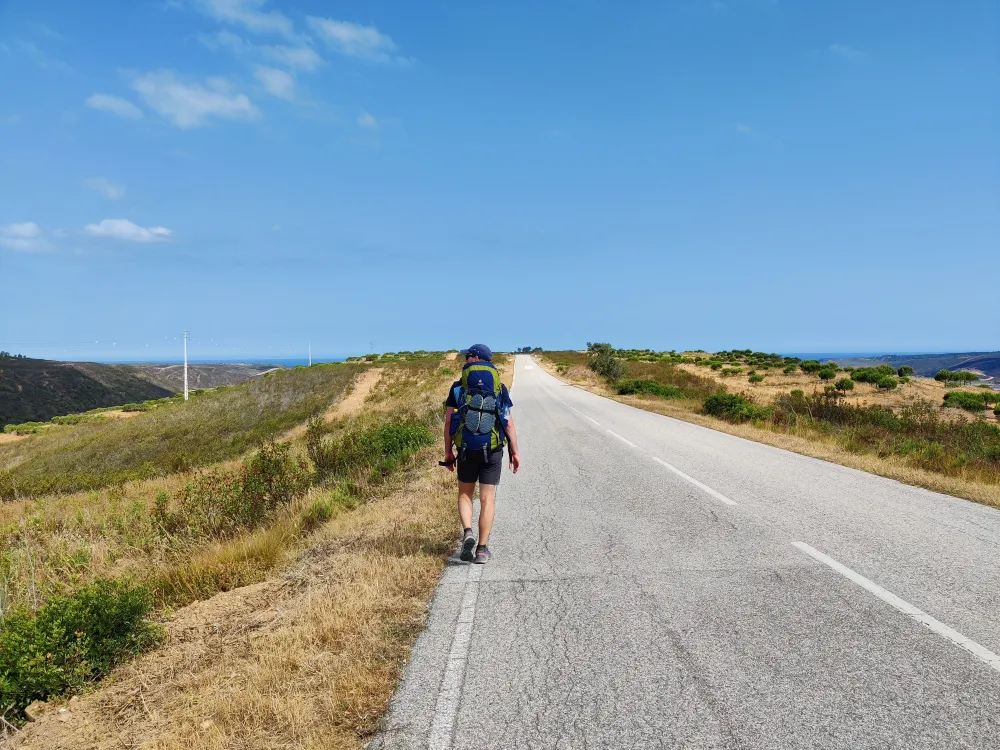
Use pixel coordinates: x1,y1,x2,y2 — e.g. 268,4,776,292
281,368,383,441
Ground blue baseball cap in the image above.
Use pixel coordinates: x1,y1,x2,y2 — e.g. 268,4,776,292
460,344,493,361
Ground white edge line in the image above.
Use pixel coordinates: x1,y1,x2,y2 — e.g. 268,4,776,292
427,564,483,749
651,456,737,506
606,429,640,449
792,542,1000,673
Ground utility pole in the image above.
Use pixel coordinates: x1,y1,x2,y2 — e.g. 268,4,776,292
183,330,189,401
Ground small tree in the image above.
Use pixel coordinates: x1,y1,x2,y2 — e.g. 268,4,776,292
897,366,914,377
836,378,855,392
877,376,898,390
818,367,838,381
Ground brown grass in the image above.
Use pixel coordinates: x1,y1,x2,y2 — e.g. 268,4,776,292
535,355,1000,510
9,467,457,750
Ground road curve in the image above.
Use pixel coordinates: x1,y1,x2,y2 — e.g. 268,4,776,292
371,355,1000,749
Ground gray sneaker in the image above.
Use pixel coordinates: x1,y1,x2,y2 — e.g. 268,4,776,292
473,545,492,564
459,530,476,562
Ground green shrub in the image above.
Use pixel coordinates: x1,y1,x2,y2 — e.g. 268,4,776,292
898,366,915,377
877,377,898,390
800,360,822,374
703,394,771,423
749,374,765,384
615,379,683,398
935,369,979,383
943,391,990,412
853,366,897,384
154,442,311,539
899,376,910,384
721,368,743,377
783,365,798,374
0,580,161,723
586,343,627,381
818,368,838,381
836,378,855,392
307,418,433,487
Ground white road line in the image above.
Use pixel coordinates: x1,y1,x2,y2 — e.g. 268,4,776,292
607,429,640,449
427,565,484,750
792,542,1000,674
568,406,601,426
651,456,738,506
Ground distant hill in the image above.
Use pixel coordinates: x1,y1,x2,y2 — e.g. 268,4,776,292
129,363,279,392
0,356,280,428
825,352,1000,384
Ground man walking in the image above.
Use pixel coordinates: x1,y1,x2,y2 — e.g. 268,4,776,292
443,344,520,564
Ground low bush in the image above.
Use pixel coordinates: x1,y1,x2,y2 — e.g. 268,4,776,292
307,418,434,488
877,377,898,390
615,379,683,398
783,365,798,374
0,579,161,724
836,378,855,392
800,360,822,374
587,343,627,381
749,374,765,384
154,442,311,539
703,394,771,423
935,370,979,384
818,367,838,381
943,391,992,412
898,366,915,377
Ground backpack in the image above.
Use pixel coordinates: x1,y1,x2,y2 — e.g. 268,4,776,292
451,361,507,456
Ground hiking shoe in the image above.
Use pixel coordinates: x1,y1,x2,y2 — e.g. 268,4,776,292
459,530,477,562
473,545,492,564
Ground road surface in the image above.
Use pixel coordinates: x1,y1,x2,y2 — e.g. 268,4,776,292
372,355,1000,749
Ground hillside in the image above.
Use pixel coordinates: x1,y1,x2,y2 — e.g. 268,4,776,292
826,351,1000,383
0,356,173,429
0,357,283,429
130,362,278,392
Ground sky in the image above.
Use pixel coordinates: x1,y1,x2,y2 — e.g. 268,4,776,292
1,0,997,362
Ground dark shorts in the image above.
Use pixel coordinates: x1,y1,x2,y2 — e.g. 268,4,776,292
457,449,503,486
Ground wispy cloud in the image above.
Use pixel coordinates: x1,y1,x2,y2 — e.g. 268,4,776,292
357,112,378,129
255,66,295,100
132,70,260,128
204,30,323,70
84,178,126,200
830,43,863,60
0,114,20,125
85,219,172,243
735,122,754,135
16,39,73,73
197,0,297,39
86,93,144,120
0,222,50,252
306,17,408,64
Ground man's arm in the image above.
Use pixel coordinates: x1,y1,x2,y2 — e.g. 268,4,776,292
505,415,520,473
443,406,456,471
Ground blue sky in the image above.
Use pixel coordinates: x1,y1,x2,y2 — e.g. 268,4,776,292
1,0,997,362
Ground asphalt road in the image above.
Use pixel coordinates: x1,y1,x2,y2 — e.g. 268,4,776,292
371,355,1000,749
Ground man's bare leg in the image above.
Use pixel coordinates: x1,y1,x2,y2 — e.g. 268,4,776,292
458,481,476,531
478,483,497,546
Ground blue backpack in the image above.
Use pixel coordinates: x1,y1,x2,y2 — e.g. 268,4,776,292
450,361,508,456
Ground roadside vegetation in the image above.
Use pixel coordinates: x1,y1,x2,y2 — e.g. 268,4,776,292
539,345,1000,507
0,364,363,499
0,353,471,744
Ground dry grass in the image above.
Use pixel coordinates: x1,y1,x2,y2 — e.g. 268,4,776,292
535,355,1000,510
9,467,457,750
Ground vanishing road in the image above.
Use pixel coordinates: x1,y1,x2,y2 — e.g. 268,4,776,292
373,355,1000,749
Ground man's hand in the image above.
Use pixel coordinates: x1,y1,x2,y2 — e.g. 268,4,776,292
509,451,521,474
443,450,456,472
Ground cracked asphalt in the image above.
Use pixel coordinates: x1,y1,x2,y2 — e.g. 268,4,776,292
371,356,1000,749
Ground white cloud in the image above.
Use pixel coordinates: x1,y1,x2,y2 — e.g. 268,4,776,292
132,71,260,128
306,17,405,64
255,66,295,100
84,178,125,200
86,93,144,120
357,112,379,129
0,222,50,252
198,0,297,39
85,219,172,243
206,31,324,70
830,43,863,59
